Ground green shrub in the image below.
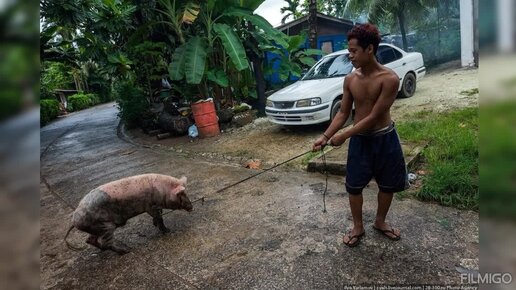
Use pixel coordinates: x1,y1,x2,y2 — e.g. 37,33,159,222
68,94,91,111
86,93,101,106
88,73,112,103
41,62,75,91
40,85,55,100
113,80,149,128
40,99,60,125
67,93,100,111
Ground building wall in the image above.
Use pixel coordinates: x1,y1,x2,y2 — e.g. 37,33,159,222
460,0,476,66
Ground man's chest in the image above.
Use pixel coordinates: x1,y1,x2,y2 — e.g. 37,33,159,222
349,78,383,103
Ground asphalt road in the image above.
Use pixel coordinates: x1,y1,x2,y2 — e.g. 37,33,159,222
40,103,479,289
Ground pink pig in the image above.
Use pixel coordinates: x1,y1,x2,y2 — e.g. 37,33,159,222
66,174,192,254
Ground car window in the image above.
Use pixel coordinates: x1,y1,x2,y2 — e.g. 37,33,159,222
392,48,403,60
376,47,402,65
301,54,353,80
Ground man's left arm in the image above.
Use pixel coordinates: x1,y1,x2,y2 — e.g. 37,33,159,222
331,74,399,145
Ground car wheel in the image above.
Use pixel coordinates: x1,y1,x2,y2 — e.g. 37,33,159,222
399,72,416,98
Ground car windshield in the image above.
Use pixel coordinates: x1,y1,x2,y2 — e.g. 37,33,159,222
301,53,353,80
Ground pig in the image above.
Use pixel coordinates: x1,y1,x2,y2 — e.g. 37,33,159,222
65,174,193,254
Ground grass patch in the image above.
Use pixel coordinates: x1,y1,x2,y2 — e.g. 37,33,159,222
396,107,478,210
234,149,252,157
460,88,479,96
300,146,333,166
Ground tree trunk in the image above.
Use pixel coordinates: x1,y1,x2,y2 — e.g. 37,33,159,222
252,57,266,116
308,0,318,49
246,22,266,116
212,84,223,110
397,10,408,51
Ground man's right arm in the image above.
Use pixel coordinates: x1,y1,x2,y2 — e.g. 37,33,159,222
324,75,353,138
313,75,353,150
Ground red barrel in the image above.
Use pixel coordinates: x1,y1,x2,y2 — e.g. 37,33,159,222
191,100,220,138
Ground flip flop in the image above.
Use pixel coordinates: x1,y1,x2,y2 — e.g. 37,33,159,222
372,225,401,241
343,231,365,247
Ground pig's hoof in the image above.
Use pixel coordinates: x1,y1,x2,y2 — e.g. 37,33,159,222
112,246,130,255
110,244,130,255
86,236,102,249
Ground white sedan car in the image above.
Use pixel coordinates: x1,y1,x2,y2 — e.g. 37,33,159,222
265,43,426,125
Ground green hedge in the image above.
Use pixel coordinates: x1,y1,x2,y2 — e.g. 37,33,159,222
68,93,100,111
114,80,148,128
40,99,60,125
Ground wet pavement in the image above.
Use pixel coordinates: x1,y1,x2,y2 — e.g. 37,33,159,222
40,102,479,289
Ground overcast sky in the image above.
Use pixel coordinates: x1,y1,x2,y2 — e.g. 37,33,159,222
254,0,289,27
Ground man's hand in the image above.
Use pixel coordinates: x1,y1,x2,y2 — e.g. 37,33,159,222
329,133,348,147
312,135,329,152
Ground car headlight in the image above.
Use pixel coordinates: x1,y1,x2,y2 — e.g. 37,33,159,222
266,100,274,107
296,98,321,107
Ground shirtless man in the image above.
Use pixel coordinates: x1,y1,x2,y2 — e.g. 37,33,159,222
313,23,408,247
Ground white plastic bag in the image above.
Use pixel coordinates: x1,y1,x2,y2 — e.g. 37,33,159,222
188,124,198,138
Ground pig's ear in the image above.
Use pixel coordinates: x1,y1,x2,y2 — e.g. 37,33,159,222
171,185,185,195
179,176,187,186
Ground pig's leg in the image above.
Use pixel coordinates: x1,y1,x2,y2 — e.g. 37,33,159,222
148,208,170,233
98,222,130,255
86,235,102,249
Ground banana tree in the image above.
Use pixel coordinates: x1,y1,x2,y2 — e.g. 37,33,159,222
156,0,201,44
262,33,323,83
167,0,286,107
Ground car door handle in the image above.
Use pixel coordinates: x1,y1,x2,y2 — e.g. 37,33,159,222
402,62,406,66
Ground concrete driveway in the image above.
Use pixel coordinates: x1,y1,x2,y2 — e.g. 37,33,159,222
40,103,478,289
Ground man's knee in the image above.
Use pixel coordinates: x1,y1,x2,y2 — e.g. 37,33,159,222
346,186,364,195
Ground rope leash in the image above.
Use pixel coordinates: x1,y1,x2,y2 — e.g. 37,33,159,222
321,147,328,213
168,146,332,215
163,149,315,216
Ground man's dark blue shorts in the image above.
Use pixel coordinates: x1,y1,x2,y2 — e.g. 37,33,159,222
345,123,409,195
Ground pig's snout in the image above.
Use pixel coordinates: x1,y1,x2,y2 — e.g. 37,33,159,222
180,194,193,212
184,203,193,212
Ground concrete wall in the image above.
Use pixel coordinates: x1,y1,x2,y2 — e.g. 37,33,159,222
460,0,476,67
497,0,514,52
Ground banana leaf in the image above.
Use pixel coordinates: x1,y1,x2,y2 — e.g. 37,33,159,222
298,56,317,66
223,8,288,48
184,37,207,84
297,49,324,56
239,0,265,10
213,23,249,71
168,43,188,81
288,35,306,50
207,69,229,87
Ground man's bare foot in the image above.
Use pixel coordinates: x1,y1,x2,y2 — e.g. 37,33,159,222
373,221,401,240
343,226,365,247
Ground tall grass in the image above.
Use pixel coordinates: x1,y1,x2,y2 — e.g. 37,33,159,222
396,107,478,210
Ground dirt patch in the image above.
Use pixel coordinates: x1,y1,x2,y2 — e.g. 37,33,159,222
391,62,478,119
129,62,478,169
